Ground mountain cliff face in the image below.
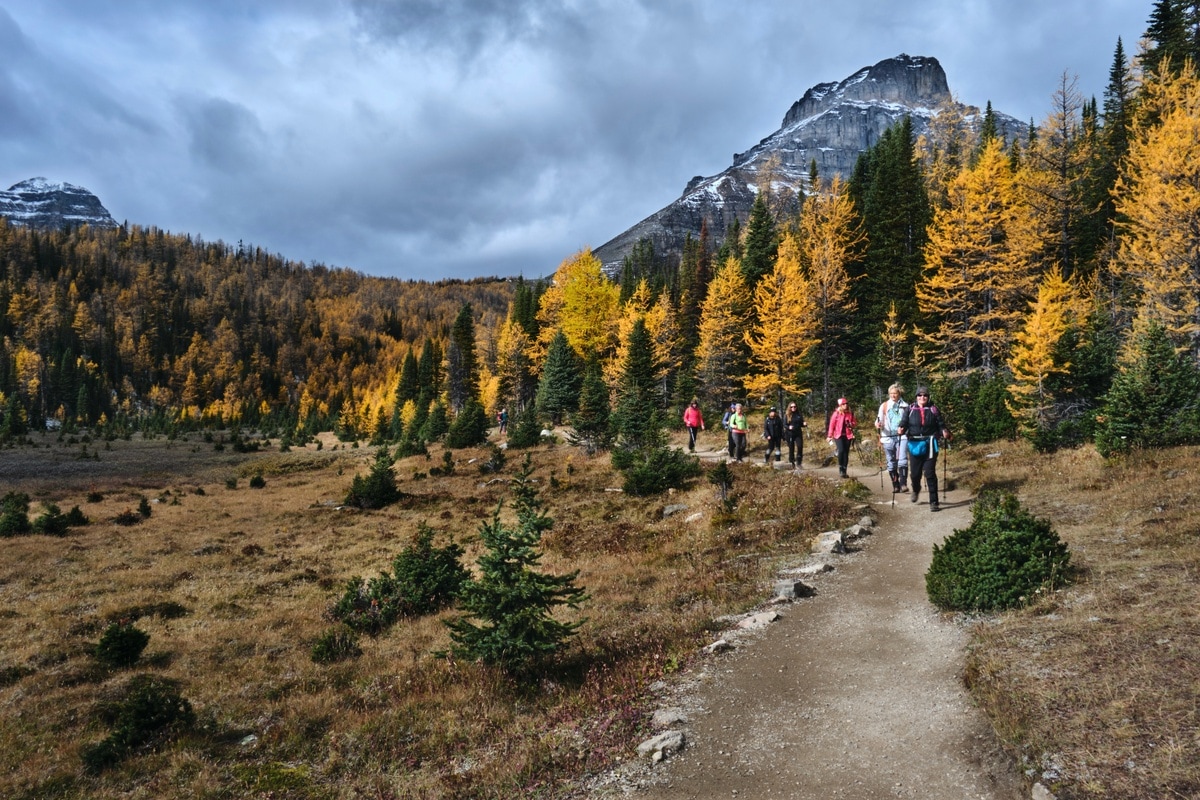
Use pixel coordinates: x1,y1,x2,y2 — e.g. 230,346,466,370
0,178,118,230
593,54,1022,271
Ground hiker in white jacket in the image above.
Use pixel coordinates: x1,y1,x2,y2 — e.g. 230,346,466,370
875,383,909,493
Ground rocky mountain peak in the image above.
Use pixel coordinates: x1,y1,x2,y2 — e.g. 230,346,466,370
593,54,1020,273
0,178,118,230
779,54,949,130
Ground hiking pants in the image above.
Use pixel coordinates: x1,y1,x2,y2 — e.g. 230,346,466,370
730,432,747,461
834,436,851,474
787,434,803,466
909,448,939,505
881,435,907,474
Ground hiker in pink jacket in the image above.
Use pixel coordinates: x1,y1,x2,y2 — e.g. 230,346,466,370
826,397,856,478
683,399,705,452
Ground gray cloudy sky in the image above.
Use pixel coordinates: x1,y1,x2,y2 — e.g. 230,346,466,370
1,0,1149,281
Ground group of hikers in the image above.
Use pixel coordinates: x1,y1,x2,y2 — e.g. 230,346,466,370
684,383,950,512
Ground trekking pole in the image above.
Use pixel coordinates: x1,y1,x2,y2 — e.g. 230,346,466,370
942,438,948,501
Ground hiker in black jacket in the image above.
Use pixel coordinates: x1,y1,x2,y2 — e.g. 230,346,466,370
784,401,806,468
896,387,950,512
762,407,784,464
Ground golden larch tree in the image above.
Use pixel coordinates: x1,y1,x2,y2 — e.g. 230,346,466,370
534,248,619,365
743,230,817,410
800,175,864,405
919,136,1048,376
1006,267,1077,438
1112,63,1200,355
695,257,753,408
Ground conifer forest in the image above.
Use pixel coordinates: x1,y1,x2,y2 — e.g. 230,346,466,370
3,11,1200,459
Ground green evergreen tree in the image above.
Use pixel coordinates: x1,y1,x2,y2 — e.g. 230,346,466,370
846,117,930,389
505,403,543,449
445,456,587,675
1143,0,1191,78
345,446,405,509
447,303,479,413
445,398,490,448
419,400,449,443
534,329,582,426
741,192,778,286
1095,320,1200,456
417,338,442,396
610,318,700,494
569,358,612,452
396,350,420,406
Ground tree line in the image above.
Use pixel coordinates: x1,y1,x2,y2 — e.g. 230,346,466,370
5,2,1200,461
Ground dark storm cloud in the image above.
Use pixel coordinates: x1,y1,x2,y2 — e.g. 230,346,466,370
0,1,1153,279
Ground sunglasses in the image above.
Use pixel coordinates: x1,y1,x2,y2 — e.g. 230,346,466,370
917,393,929,397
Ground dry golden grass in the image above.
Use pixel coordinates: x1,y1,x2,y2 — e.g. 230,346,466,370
955,439,1200,799
0,430,854,799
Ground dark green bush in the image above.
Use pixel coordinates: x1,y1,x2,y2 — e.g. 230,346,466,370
94,621,151,668
444,399,490,448
137,496,152,518
616,445,702,496
478,443,507,475
926,492,1073,612
248,473,266,489
344,446,403,509
0,492,32,537
81,674,194,772
311,627,362,664
32,504,71,536
505,406,543,449
329,523,467,634
64,505,90,526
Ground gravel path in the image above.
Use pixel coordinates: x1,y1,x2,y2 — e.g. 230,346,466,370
584,454,1027,800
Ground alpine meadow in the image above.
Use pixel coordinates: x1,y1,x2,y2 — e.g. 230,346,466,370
5,4,1200,798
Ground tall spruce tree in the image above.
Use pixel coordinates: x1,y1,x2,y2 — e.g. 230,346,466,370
847,117,931,387
741,192,778,287
446,303,479,413
535,329,582,425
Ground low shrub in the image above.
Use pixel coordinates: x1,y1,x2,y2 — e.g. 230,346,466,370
344,446,403,509
113,509,142,526
478,443,507,475
615,445,702,496
94,621,151,668
328,523,467,634
311,627,362,664
248,473,266,489
32,504,71,536
0,492,32,537
81,674,194,773
137,496,152,518
926,492,1073,612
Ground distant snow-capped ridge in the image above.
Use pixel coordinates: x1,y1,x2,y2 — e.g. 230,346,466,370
0,177,118,230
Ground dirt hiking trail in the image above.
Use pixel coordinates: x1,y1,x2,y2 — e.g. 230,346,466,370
584,448,1027,800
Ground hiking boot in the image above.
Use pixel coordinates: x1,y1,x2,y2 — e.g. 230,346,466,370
911,489,919,503
930,503,941,513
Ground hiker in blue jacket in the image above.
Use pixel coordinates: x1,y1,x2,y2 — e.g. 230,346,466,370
897,387,950,512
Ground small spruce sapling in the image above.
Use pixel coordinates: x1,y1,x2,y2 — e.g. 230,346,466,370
445,455,587,675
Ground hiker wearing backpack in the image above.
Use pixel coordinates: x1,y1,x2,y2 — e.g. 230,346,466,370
897,386,950,512
874,383,909,493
